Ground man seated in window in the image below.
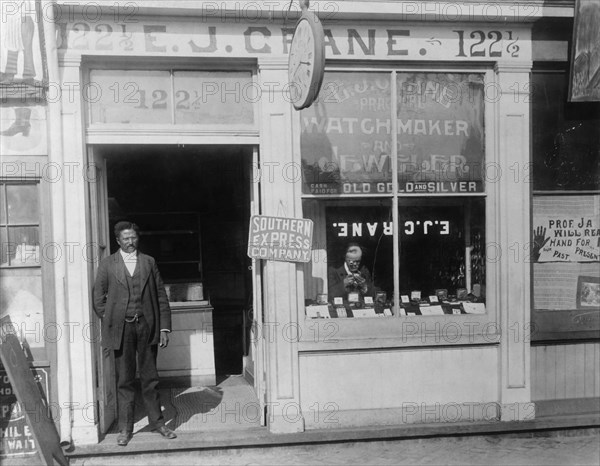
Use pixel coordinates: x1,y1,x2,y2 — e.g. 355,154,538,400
328,243,376,301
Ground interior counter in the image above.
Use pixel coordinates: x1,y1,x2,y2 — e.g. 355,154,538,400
156,302,216,385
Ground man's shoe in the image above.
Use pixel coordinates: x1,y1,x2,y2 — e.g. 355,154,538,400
154,425,177,439
117,431,132,446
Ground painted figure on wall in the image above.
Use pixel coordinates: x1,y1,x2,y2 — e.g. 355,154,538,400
0,0,44,84
0,1,47,152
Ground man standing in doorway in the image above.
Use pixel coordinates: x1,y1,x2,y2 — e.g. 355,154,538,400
93,221,177,446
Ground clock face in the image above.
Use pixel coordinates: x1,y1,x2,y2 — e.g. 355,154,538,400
288,13,325,110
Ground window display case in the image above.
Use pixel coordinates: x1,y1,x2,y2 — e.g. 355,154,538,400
303,197,486,319
301,70,487,320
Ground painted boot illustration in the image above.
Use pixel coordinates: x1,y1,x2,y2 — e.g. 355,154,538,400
1,107,32,137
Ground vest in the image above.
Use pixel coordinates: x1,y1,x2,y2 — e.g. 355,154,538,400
124,264,142,318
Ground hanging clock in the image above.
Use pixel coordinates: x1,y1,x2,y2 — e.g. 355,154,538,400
288,8,326,110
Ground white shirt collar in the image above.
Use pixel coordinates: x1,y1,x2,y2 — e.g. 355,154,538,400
119,249,137,262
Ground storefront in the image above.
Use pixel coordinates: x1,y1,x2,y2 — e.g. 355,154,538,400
528,7,600,414
0,0,598,452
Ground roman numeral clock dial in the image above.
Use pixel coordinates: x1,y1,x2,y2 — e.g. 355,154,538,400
288,6,326,110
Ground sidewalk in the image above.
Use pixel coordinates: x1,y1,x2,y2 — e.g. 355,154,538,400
68,430,600,465
65,409,600,464
59,375,600,464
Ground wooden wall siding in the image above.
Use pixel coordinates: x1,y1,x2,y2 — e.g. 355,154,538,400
300,346,499,411
532,343,600,400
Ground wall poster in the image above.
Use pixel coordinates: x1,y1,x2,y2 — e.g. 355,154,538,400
569,0,600,102
532,215,600,262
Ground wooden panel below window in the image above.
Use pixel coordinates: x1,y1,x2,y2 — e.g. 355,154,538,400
531,342,600,401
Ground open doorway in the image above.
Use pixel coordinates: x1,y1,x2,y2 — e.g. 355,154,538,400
89,143,267,436
99,144,253,377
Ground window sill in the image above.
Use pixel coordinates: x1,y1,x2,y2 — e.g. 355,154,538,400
297,313,498,351
298,334,500,352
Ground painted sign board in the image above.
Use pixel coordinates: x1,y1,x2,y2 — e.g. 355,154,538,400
56,18,531,62
0,367,48,459
0,318,67,465
247,215,313,263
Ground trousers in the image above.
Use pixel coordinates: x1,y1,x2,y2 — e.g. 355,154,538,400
114,315,164,432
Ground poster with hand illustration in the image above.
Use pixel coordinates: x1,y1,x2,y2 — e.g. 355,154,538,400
532,216,599,262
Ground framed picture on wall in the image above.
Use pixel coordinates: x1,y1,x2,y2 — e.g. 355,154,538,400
568,0,600,102
576,275,600,309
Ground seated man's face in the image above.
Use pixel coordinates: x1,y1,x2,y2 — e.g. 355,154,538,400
345,247,362,273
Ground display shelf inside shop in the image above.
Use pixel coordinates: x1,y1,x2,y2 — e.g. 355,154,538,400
306,300,486,318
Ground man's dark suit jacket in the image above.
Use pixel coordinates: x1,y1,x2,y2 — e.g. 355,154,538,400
93,251,171,350
328,264,375,299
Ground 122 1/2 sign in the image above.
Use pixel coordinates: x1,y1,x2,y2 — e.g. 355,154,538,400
454,30,520,58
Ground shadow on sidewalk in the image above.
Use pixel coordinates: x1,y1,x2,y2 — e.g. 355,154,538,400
106,375,261,436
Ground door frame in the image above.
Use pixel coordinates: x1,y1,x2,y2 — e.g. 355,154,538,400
87,146,116,435
243,146,267,425
89,143,267,431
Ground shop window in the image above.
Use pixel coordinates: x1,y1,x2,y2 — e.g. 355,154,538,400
301,72,391,195
0,183,40,267
396,72,485,194
398,198,485,299
531,71,599,191
302,71,487,318
531,68,600,341
303,199,394,316
0,182,44,348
